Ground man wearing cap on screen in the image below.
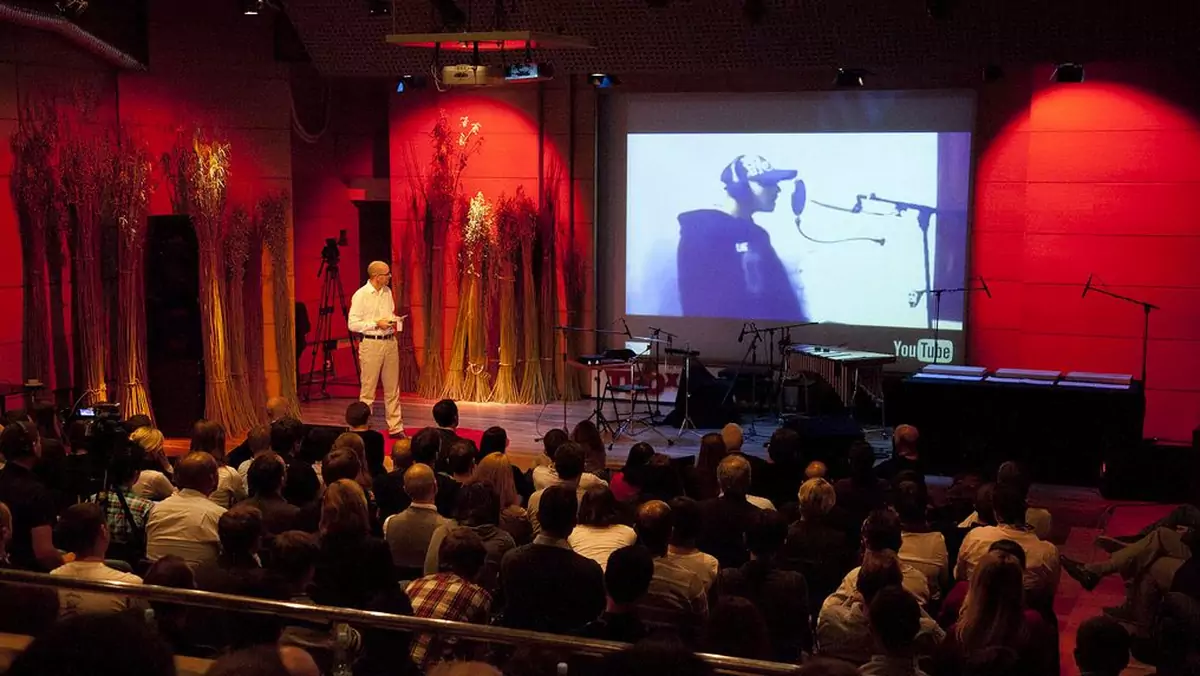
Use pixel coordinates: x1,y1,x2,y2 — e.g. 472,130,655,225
676,155,808,321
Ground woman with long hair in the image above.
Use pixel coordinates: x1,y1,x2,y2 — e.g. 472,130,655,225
684,433,726,501
571,420,608,479
466,453,530,544
567,485,636,570
609,442,654,503
331,432,374,492
130,427,176,500
311,479,396,609
191,420,246,508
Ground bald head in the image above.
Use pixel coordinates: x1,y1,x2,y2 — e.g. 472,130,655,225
404,463,437,503
391,439,413,473
266,397,289,421
894,424,919,459
717,454,752,497
636,500,672,555
176,451,219,494
367,261,391,289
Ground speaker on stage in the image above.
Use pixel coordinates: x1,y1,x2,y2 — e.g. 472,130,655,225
145,215,205,438
782,414,865,476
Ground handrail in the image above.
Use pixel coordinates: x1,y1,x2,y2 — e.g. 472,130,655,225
0,568,800,676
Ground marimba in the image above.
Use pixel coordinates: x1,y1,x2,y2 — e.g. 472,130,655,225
785,344,896,406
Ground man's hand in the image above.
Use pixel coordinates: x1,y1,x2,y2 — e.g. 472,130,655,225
375,318,394,330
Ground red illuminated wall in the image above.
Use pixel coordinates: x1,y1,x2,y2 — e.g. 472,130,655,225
971,64,1200,441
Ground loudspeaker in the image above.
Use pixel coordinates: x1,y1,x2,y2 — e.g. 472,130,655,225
662,357,738,429
783,414,865,475
145,216,205,438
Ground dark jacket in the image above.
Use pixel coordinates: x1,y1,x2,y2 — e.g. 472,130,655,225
697,495,763,569
720,559,812,661
499,540,606,633
676,209,806,321
312,533,397,609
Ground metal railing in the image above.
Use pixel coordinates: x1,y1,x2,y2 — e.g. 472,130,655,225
0,568,800,675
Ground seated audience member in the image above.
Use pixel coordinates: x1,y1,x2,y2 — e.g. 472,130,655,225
141,555,202,657
580,544,655,643
875,425,923,482
192,419,247,508
1100,504,1200,550
407,527,493,667
722,423,772,496
532,439,608,492
635,500,708,637
784,477,855,612
528,442,590,537
666,496,720,593
759,427,806,509
817,550,945,666
571,419,608,479
698,454,770,568
424,483,516,593
0,421,62,570
956,483,1060,603
50,502,144,617
1145,592,1200,676
146,451,227,569
500,484,605,632
701,596,772,660
227,396,292,470
831,509,931,606
959,462,1053,540
331,432,374,493
1061,524,1193,626
862,586,928,676
0,501,58,634
895,480,948,601
530,427,567,472
435,439,475,517
272,530,362,672
312,479,396,609
194,504,267,589
568,485,638,570
6,611,176,676
275,418,321,507
433,399,463,469
611,442,655,503
1074,615,1131,676
685,432,727,502
384,463,448,579
478,425,532,500
346,401,386,478
130,426,176,500
242,452,301,537
937,539,1027,629
596,641,716,676
835,441,890,531
236,424,274,481
373,437,414,521
639,453,686,503
206,644,321,676
935,550,1057,676
355,588,419,676
466,452,531,544
720,509,811,661
319,448,379,534
807,461,827,479
87,444,153,566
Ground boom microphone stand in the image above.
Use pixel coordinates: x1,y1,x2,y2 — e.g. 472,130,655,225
863,194,939,329
1081,275,1158,386
911,276,991,365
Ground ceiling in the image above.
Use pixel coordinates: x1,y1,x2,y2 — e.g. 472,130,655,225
283,0,1198,78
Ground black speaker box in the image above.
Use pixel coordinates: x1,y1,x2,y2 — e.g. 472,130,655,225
782,414,865,477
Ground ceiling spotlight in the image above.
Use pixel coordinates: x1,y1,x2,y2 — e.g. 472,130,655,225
241,0,264,15
588,73,620,89
743,0,767,24
982,64,1005,83
1052,62,1085,83
834,68,867,88
430,0,467,30
368,0,390,16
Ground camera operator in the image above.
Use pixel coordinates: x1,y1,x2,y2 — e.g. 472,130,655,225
0,421,62,571
87,442,153,569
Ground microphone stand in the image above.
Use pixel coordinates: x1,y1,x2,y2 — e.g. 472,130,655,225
546,325,626,439
721,323,764,438
647,326,677,421
918,282,988,364
865,194,938,329
1082,283,1159,387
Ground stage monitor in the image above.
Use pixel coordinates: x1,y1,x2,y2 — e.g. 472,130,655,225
598,90,976,369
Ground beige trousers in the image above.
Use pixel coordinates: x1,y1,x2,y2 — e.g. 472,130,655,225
358,337,403,433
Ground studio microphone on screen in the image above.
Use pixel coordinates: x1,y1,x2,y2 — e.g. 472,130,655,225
979,275,992,299
1082,274,1093,299
791,180,807,219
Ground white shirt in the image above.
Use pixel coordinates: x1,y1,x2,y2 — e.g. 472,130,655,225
132,469,176,501
51,560,143,617
209,465,247,508
146,488,227,569
531,465,609,491
666,548,719,593
899,531,949,596
956,523,1060,595
567,524,638,570
817,593,944,666
959,507,1053,540
832,562,931,607
347,282,403,337
527,482,590,538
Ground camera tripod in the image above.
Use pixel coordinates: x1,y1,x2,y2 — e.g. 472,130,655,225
302,241,361,402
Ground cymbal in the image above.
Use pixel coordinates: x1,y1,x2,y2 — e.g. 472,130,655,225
631,335,670,343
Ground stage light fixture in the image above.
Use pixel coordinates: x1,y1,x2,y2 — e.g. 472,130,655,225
430,0,467,30
368,0,390,16
588,73,620,89
834,67,866,88
241,0,264,15
395,75,428,93
1052,62,1085,83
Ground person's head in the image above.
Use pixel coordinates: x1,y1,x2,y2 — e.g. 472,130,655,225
805,460,827,479
106,443,144,488
404,463,438,504
0,420,39,464
848,440,877,481
798,477,836,520
869,585,922,656
322,447,362,487
605,545,653,607
716,454,752,498
437,526,487,580
1075,616,1131,676
191,419,227,461
468,452,521,509
131,425,166,457
455,482,500,527
570,420,605,466
219,505,265,559
541,428,568,460
721,155,796,215
578,485,622,528
479,426,508,457
30,401,59,440
635,499,672,556
246,424,272,455
956,549,1026,651
7,609,175,676
701,596,771,660
366,260,391,290
320,479,370,538
597,639,715,676
987,538,1028,569
974,482,998,526
623,442,655,473
856,549,904,603
996,461,1031,500
746,508,787,561
271,530,320,590
992,482,1027,527
270,418,303,456
176,451,220,495
433,399,459,428
143,554,195,622
410,426,443,465
248,452,287,498
391,438,413,473
122,413,152,435
552,441,585,482
447,439,476,477
332,431,366,460
862,508,903,552
720,423,744,452
668,496,702,547
344,401,371,428
893,424,919,460
894,480,928,526
767,427,803,466
57,502,108,558
537,485,579,539
698,432,727,473
266,396,290,421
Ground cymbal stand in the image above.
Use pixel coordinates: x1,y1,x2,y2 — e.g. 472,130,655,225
646,325,676,422
721,322,764,438
675,343,700,440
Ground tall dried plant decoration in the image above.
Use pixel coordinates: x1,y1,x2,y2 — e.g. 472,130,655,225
61,119,109,406
223,205,260,431
108,126,155,420
9,101,58,392
493,188,535,403
516,185,550,404
540,160,578,400
462,190,496,401
259,191,301,418
244,209,268,417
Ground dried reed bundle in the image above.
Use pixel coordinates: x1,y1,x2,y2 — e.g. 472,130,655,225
244,212,268,416
493,188,536,404
259,191,301,419
461,191,495,401
223,205,260,432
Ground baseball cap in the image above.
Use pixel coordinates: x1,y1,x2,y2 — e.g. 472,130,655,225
720,155,798,185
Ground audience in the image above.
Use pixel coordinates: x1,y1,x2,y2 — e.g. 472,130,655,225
192,419,247,508
436,439,476,517
784,477,855,613
686,432,728,501
7,611,176,676
207,644,321,676
374,434,419,521
276,418,321,508
1074,615,1131,676
759,427,805,509
87,444,153,566
862,586,927,676
611,441,655,502
698,454,769,568
331,432,374,494
531,438,607,492
242,451,302,536
580,544,654,642
956,482,1060,605
130,426,176,500
407,527,493,667
895,480,948,602
0,501,59,634
432,399,463,470
50,502,144,617
466,452,531,544
423,482,516,593
959,461,1053,540
831,508,931,606
568,485,637,570
835,441,890,531
384,463,448,579
146,450,226,569
701,596,772,660
665,496,720,593
346,402,386,478
236,424,274,482
571,419,608,479
530,427,567,472
635,499,709,638
312,479,396,609
0,421,61,570
875,425,923,481
478,426,532,499
528,442,589,537
141,555,200,656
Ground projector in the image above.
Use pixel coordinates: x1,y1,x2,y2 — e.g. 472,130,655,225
441,64,500,87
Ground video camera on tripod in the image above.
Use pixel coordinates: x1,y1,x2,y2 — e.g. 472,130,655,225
318,229,348,278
